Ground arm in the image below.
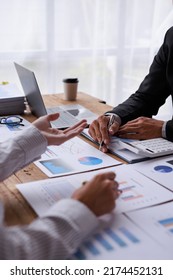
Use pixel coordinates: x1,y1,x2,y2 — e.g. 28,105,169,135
107,28,172,124
0,126,47,181
89,27,173,144
0,114,87,181
0,199,98,259
0,172,119,259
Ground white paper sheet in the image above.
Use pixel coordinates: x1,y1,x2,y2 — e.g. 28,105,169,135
71,213,173,260
16,165,173,259
0,117,31,142
82,128,148,163
17,165,172,216
35,136,121,177
127,202,173,252
132,155,173,191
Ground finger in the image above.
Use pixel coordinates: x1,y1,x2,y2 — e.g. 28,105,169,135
100,143,108,153
118,123,139,131
108,121,120,135
64,119,87,133
89,120,102,143
113,189,122,200
97,171,116,181
62,127,86,140
99,116,110,145
47,113,60,122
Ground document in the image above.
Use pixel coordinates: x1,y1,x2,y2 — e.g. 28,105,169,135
0,116,31,142
71,214,172,260
127,202,173,252
16,165,172,216
82,129,148,163
35,136,121,177
0,83,24,99
132,155,173,191
16,165,173,259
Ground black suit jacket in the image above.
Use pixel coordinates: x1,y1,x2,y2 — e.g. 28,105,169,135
107,27,173,141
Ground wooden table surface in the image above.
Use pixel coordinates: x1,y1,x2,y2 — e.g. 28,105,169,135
0,92,124,226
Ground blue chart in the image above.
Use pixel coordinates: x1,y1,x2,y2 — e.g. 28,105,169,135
40,159,72,175
74,226,140,259
154,165,173,173
119,181,143,202
158,217,173,234
78,156,103,166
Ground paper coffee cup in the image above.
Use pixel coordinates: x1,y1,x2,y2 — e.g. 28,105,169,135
63,78,79,101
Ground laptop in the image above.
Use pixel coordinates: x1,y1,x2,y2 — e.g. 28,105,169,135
14,63,97,129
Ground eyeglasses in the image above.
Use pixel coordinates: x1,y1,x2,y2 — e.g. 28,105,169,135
0,116,24,126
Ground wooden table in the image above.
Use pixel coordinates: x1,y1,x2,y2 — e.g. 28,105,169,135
0,92,124,226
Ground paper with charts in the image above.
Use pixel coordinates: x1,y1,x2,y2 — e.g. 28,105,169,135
35,136,121,177
132,155,173,191
17,165,172,216
71,213,172,260
0,116,30,142
127,201,173,253
16,165,173,259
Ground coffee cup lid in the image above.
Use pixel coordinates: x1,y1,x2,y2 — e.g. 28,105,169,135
63,78,78,83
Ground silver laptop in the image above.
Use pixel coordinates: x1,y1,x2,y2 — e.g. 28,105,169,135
14,63,97,128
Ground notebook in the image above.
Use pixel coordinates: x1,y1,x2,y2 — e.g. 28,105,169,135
14,63,97,129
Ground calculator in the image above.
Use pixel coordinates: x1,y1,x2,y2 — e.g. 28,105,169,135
119,138,173,157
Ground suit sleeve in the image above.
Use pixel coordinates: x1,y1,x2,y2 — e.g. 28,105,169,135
107,28,172,126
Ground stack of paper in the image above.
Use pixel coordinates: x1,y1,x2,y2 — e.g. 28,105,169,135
0,83,25,115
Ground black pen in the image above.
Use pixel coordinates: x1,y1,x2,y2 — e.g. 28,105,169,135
99,115,115,150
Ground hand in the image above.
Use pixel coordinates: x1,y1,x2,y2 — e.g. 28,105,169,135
89,115,120,152
33,113,87,146
117,117,164,139
72,172,120,216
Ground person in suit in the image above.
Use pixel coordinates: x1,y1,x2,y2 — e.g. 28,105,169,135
89,27,173,152
0,113,119,259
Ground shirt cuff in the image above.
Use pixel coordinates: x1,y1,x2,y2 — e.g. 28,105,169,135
16,125,48,165
44,199,99,239
105,113,122,126
162,121,167,138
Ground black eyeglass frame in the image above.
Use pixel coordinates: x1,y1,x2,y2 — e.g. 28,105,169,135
0,116,24,126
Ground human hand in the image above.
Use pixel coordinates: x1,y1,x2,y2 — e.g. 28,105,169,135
72,172,120,216
88,115,120,152
33,113,87,146
117,117,164,139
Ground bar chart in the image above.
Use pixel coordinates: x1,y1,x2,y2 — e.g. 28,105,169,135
73,215,141,260
158,217,173,234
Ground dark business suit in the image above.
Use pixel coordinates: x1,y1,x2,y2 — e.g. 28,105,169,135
107,27,173,141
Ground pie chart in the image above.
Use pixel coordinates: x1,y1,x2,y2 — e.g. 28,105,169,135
78,156,103,165
154,165,173,173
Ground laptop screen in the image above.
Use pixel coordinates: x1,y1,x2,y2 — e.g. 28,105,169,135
14,62,47,117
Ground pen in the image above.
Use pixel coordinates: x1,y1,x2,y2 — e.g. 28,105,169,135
99,115,115,150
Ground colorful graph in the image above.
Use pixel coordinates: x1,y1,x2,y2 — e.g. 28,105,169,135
158,217,173,234
154,165,173,173
40,159,73,174
78,156,103,165
42,180,74,201
119,181,143,201
74,226,140,259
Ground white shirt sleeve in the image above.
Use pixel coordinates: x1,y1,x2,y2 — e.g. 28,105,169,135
0,125,99,259
0,125,47,181
0,199,98,259
105,113,122,125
